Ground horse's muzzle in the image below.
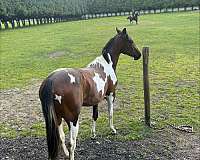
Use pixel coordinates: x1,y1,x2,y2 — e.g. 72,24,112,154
134,54,141,60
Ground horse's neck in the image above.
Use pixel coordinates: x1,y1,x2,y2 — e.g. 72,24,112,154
87,54,117,83
108,50,120,71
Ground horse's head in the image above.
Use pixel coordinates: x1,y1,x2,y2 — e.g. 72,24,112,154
116,28,141,60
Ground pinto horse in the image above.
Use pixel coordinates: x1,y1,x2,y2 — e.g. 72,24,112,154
39,28,141,160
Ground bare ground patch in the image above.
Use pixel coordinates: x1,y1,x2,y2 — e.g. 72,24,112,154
0,82,199,159
0,81,119,132
0,81,43,131
48,51,65,58
0,127,199,160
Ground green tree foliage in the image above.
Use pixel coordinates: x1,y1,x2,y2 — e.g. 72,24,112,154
0,0,199,29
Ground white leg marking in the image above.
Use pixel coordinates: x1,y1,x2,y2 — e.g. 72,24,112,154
69,120,79,160
54,94,62,104
106,92,116,134
58,120,69,157
68,73,76,83
91,120,96,138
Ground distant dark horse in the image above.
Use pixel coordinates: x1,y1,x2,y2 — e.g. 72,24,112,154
39,28,141,160
127,11,140,24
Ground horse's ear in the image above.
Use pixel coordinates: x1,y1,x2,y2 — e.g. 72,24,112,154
116,27,121,34
122,28,127,34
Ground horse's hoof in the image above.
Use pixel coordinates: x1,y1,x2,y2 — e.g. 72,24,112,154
91,135,96,140
111,128,117,135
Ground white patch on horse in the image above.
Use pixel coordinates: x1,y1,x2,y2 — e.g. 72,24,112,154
106,54,117,84
68,73,76,83
88,54,117,85
54,94,62,104
93,72,106,95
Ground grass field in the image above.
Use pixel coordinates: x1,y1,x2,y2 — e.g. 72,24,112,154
0,11,199,140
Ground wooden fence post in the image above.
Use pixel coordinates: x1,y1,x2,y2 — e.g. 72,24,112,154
142,47,151,127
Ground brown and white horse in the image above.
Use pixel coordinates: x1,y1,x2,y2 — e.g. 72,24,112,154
39,28,141,160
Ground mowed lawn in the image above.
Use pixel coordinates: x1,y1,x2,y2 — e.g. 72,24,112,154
0,11,199,139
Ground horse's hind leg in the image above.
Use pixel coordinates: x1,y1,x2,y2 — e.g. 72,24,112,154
91,105,98,139
58,119,69,158
106,92,116,134
68,118,79,160
135,17,138,24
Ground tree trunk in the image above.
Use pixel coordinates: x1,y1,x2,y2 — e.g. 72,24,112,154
32,18,35,25
50,18,52,23
22,19,26,27
43,18,45,23
0,21,2,30
16,20,20,28
40,18,42,24
36,19,39,25
28,19,31,26
184,7,186,11
4,21,9,29
10,20,15,29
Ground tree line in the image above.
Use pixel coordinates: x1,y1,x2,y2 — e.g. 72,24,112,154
0,0,199,29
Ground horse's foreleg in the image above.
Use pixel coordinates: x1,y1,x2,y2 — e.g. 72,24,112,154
92,105,98,139
68,119,79,160
58,119,69,158
91,105,98,139
106,92,116,134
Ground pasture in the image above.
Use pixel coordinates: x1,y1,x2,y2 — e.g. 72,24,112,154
0,11,199,159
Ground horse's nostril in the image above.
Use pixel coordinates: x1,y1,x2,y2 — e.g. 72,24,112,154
134,54,141,60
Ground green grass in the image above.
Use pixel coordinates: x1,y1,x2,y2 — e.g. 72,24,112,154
0,11,199,139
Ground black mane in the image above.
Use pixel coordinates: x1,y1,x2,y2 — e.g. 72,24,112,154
102,36,116,63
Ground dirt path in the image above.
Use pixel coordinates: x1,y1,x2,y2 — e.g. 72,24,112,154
0,82,199,160
0,127,199,160
0,81,43,131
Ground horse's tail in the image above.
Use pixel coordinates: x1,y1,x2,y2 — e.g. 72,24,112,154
40,79,60,160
